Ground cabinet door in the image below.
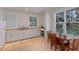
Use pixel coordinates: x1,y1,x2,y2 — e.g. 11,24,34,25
6,32,12,42
24,30,34,38
33,29,40,37
17,31,24,40
6,31,18,42
32,29,36,37
25,30,28,38
24,30,32,39
36,29,40,36
29,29,34,37
11,32,17,41
22,30,26,39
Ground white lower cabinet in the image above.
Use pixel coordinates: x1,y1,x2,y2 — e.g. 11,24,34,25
17,31,23,40
6,31,18,42
6,29,40,42
6,32,12,42
24,30,30,39
32,29,40,37
11,32,18,41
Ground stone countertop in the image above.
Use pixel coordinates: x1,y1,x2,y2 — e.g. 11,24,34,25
6,28,41,32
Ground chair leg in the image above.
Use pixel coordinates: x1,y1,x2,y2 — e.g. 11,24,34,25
55,45,57,51
51,42,57,51
51,42,52,49
77,47,78,51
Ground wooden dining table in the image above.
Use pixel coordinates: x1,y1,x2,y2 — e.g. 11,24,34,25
57,37,69,50
56,35,72,51
56,34,79,51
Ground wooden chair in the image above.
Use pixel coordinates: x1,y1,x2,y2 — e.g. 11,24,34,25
63,35,66,40
62,40,69,51
55,36,65,51
50,33,57,50
47,31,52,42
61,35,70,51
55,36,62,50
56,35,69,51
69,39,79,51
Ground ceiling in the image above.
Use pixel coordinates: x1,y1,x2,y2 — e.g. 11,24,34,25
3,7,55,14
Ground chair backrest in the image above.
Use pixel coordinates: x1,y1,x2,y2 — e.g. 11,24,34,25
73,39,79,50
47,31,54,43
51,33,56,43
47,31,52,40
63,35,67,40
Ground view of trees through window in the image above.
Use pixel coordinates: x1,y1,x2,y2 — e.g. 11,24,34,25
56,12,64,22
56,23,63,34
67,23,79,36
56,12,64,34
56,7,79,36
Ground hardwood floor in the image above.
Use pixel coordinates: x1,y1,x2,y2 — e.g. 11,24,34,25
2,37,52,51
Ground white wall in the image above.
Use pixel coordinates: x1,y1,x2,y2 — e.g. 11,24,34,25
3,9,17,29
2,8,42,29
1,7,76,33
50,7,75,33
45,11,51,31
16,11,42,28
0,9,3,21
40,11,51,31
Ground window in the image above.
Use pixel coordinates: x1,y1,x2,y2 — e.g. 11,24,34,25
56,23,63,34
56,12,64,34
66,8,79,22
56,7,79,36
66,23,79,36
66,8,79,36
56,12,64,22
